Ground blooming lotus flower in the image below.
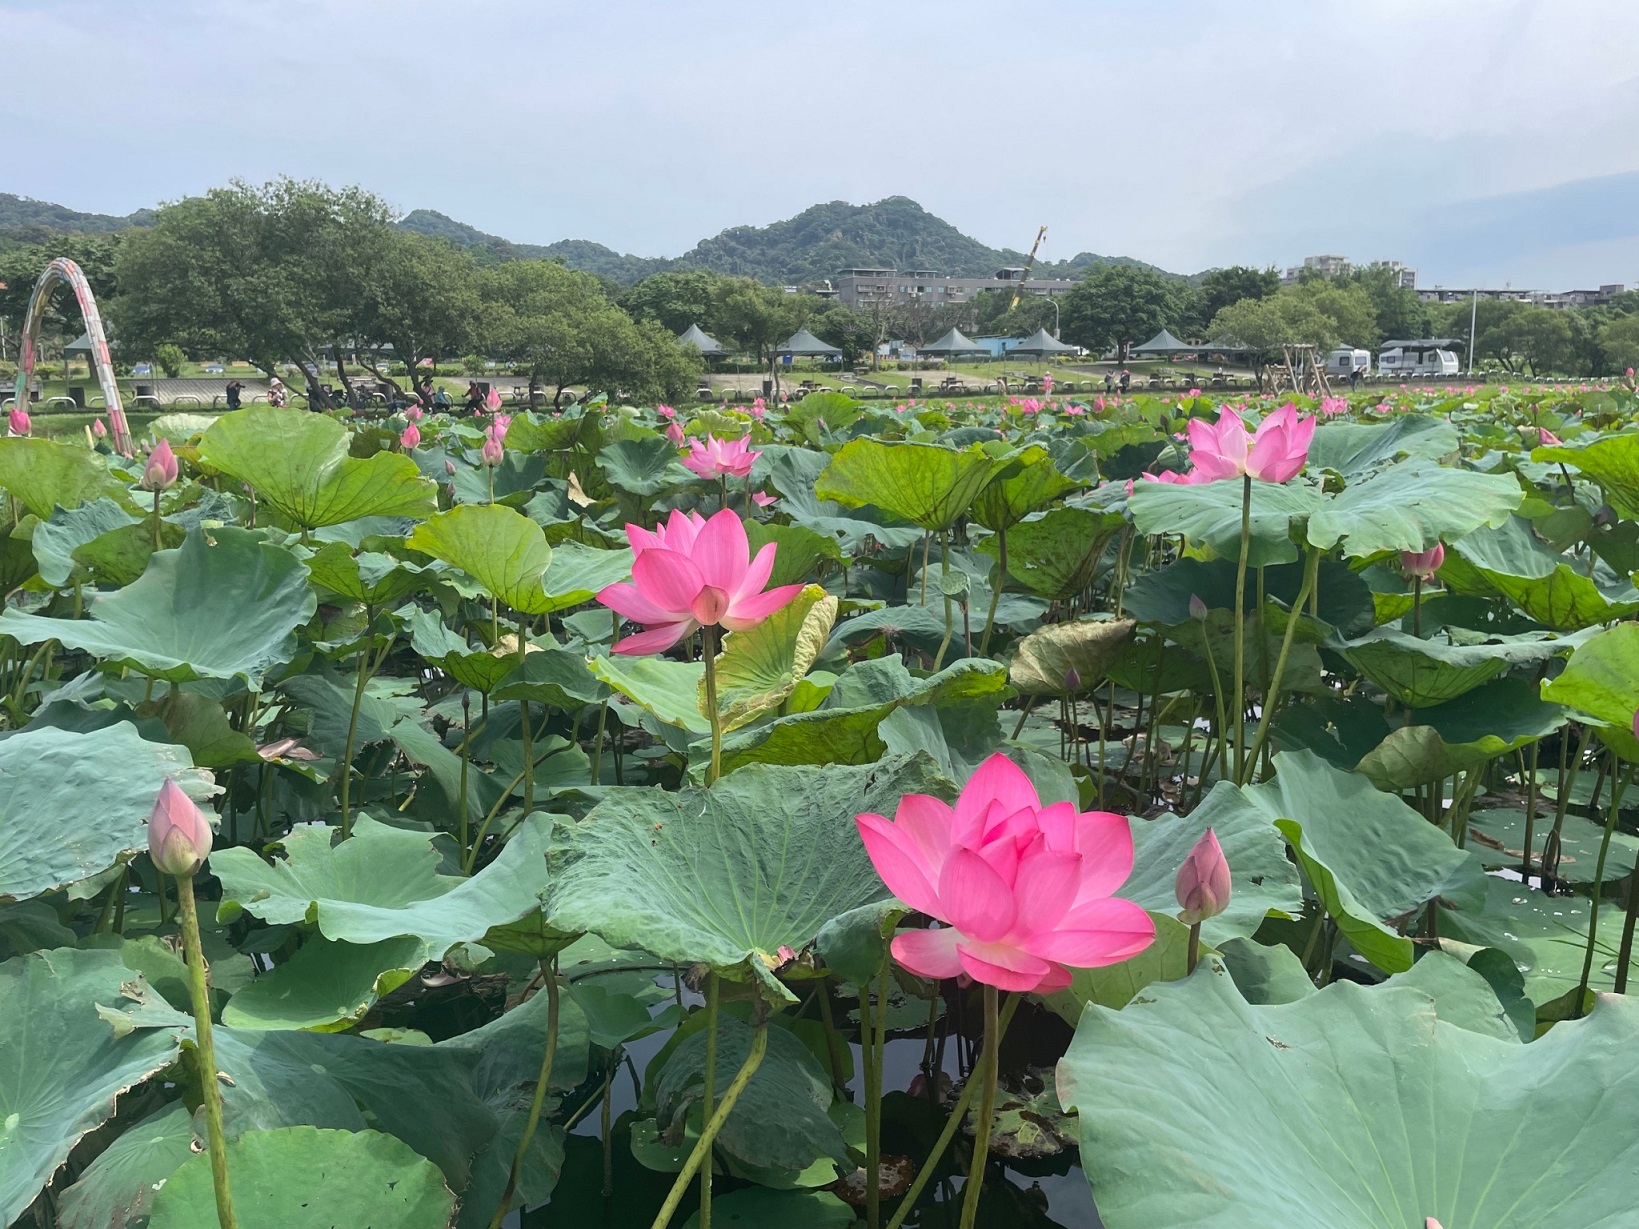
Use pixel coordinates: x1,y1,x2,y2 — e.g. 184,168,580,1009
1175,828,1231,925
484,387,502,413
683,434,759,480
1320,396,1348,417
480,435,504,467
148,779,213,877
856,754,1154,992
658,404,676,420
400,423,421,449
141,439,179,491
1401,544,1444,581
405,404,423,422
7,407,30,436
596,507,803,654
752,490,777,508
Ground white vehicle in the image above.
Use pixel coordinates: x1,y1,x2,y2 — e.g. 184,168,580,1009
1377,339,1461,377
1325,347,1372,377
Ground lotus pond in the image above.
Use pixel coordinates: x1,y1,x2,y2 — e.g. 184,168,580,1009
4,382,1639,1229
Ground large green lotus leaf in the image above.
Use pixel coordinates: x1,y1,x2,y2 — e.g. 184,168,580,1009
0,437,125,520
538,540,631,611
1449,516,1639,630
1468,807,1639,885
401,605,520,694
681,1189,853,1229
1124,554,1376,636
197,407,437,528
0,529,315,685
56,1100,195,1229
304,543,435,605
1057,966,1639,1229
1252,751,1484,973
1307,460,1522,557
72,519,186,588
980,505,1125,601
1541,622,1639,761
708,584,837,731
1122,780,1305,947
1332,626,1569,708
0,722,210,902
0,949,187,1226
969,445,1079,531
1217,936,1316,1005
1535,433,1639,518
589,654,709,734
30,498,138,587
1008,617,1135,696
655,1014,846,1172
548,757,951,997
1306,414,1459,476
1040,912,1190,1025
407,503,555,615
143,688,261,768
1127,478,1323,567
814,437,1012,531
146,1125,454,1229
491,647,608,710
743,519,843,589
443,447,551,508
596,435,691,496
1357,677,1569,789
0,525,38,591
221,935,426,1031
213,813,550,958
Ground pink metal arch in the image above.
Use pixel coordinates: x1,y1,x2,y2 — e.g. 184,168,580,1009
13,257,132,454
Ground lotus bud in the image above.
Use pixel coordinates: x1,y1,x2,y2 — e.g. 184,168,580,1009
147,779,213,877
1189,594,1208,622
665,421,685,445
141,438,179,491
1594,504,1617,528
444,459,457,476
481,435,504,467
400,423,421,449
91,417,107,438
484,387,502,412
8,407,30,436
1175,828,1231,925
405,404,423,422
1401,543,1444,582
1062,667,1082,692
1427,1221,1443,1229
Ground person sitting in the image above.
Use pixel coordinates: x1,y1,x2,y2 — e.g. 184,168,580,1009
464,383,485,415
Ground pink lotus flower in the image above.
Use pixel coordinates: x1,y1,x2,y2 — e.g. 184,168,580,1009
1319,396,1348,417
141,439,179,491
665,421,686,445
480,435,504,467
1537,427,1562,446
1175,828,1231,925
1139,469,1193,485
492,414,512,433
405,404,423,422
856,754,1154,992
752,490,777,508
444,459,457,476
1401,543,1444,581
1187,405,1313,484
484,387,502,413
596,507,803,654
683,434,759,480
7,408,30,436
400,423,421,449
148,779,213,877
658,404,676,419
92,418,108,439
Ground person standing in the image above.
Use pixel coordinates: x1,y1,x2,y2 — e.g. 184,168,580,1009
1103,370,1114,394
225,379,243,410
464,382,485,416
268,377,287,408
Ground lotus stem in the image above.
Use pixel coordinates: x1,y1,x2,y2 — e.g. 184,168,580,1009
151,487,162,552
864,958,889,1229
979,526,1006,658
649,1017,768,1229
701,974,719,1229
489,957,560,1229
517,612,533,813
1412,575,1423,637
175,874,236,1229
337,604,375,839
1575,760,1634,1013
1186,921,1203,974
702,624,723,785
1520,741,1540,883
934,530,954,671
1232,474,1252,784
1243,544,1319,784
957,983,1001,1229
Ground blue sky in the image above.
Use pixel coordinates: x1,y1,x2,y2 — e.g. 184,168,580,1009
4,0,1638,288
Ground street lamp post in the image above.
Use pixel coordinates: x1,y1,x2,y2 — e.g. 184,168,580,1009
1050,296,1061,339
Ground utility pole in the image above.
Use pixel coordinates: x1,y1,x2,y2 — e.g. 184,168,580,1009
1467,288,1477,376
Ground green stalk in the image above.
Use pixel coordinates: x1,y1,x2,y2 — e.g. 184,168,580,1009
516,612,533,814
978,526,1006,658
933,530,954,671
700,975,719,1229
702,624,723,785
489,958,560,1229
175,875,236,1229
1186,921,1203,974
957,984,1001,1229
457,693,473,858
1242,544,1319,784
864,958,889,1229
884,997,1020,1229
151,487,162,552
337,605,375,839
649,1019,769,1229
1575,760,1635,1012
1520,741,1540,882
1232,474,1252,783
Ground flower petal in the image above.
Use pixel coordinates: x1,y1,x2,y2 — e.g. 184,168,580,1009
954,939,1056,992
856,812,942,916
1011,849,1084,937
893,794,955,881
891,927,964,980
1030,898,1157,966
597,581,675,625
613,620,696,655
721,582,804,630
631,548,704,614
938,847,1017,942
692,508,750,592
1070,811,1137,903
952,754,1040,847
733,541,778,604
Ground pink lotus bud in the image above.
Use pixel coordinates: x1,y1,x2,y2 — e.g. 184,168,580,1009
8,407,30,436
141,439,179,491
91,417,107,438
1401,543,1444,582
405,404,423,422
1176,828,1231,925
148,779,213,877
481,436,504,467
1188,594,1208,622
666,422,685,445
1427,1221,1443,1229
400,423,421,449
486,420,507,447
484,388,502,412
1062,667,1082,692
444,459,457,476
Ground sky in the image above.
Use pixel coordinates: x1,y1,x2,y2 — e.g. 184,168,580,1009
5,0,1639,289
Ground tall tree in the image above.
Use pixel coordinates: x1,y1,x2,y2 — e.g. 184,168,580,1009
1180,265,1280,335
620,270,727,335
1059,264,1179,361
710,279,811,391
352,232,482,391
1208,295,1340,388
808,305,875,366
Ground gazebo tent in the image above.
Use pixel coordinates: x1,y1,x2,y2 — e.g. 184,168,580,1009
1131,329,1196,356
64,331,117,360
676,323,729,357
777,328,843,358
1008,327,1081,357
919,326,989,357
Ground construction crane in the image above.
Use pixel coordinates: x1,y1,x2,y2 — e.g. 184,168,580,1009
1007,225,1049,311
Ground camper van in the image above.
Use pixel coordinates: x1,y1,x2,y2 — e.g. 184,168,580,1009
1377,339,1461,378
1325,348,1372,378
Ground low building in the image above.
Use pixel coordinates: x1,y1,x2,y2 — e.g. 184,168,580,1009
834,267,1075,309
